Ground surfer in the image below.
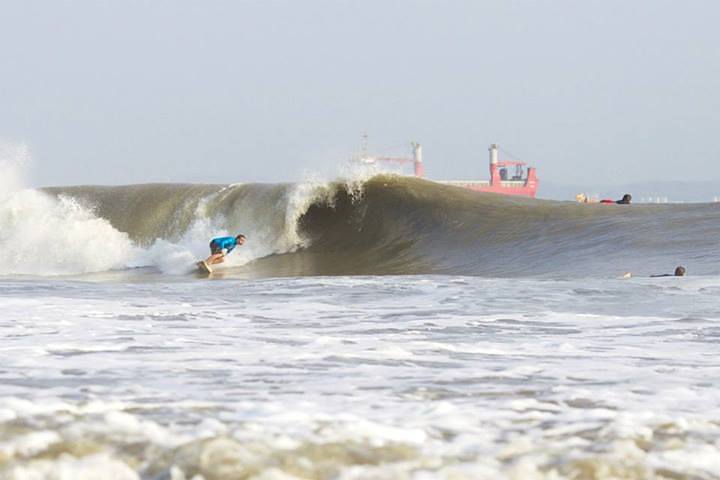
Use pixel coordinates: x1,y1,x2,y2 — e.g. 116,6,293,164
204,234,246,266
650,266,686,278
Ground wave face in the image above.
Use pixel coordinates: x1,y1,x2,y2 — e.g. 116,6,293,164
29,176,719,278
296,177,720,276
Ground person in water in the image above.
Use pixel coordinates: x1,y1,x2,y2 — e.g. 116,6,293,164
600,193,632,204
204,234,246,266
616,194,632,204
650,266,686,278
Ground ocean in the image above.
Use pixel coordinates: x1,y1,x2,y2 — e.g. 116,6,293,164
1,175,719,479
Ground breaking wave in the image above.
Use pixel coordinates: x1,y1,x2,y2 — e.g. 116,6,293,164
0,145,131,276
40,181,720,278
1,149,719,277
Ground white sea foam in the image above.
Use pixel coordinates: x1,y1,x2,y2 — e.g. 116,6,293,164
6,454,140,480
1,276,719,478
0,145,137,275
0,142,29,194
0,431,61,458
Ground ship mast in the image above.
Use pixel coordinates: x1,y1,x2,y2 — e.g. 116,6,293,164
361,132,369,159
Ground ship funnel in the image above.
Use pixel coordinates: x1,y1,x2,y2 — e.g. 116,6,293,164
489,144,499,165
412,142,425,178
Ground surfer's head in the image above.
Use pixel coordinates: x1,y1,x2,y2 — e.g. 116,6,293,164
621,194,632,204
235,234,246,245
674,266,686,276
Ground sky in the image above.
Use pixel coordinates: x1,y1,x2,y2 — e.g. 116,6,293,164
1,0,719,187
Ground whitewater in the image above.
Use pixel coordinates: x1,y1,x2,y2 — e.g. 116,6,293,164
1,152,720,479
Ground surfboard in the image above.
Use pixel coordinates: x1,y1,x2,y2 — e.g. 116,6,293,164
196,260,213,274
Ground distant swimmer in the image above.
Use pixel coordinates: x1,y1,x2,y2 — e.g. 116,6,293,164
198,234,246,273
600,194,632,205
616,194,632,205
650,266,686,278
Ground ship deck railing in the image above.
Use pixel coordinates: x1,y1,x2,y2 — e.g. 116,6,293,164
440,180,528,187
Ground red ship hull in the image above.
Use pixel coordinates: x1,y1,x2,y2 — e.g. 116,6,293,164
436,158,539,198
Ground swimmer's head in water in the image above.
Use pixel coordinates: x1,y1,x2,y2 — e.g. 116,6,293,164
674,266,686,276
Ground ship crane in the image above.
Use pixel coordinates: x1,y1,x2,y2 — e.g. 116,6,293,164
354,136,425,177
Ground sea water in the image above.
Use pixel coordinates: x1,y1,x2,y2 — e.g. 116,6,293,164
1,150,719,478
1,274,719,479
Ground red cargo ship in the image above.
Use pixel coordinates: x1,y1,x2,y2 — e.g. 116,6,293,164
355,140,539,198
440,144,538,198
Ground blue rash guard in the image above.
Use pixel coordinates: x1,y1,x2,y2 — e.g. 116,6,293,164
210,236,238,255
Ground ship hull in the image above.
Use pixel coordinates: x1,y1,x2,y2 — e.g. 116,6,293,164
440,181,538,198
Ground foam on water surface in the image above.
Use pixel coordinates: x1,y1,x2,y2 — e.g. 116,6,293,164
0,276,719,479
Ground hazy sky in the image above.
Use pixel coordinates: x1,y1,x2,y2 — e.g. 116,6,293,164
2,0,719,187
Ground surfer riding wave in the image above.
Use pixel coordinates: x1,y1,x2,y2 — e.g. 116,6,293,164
201,234,246,270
